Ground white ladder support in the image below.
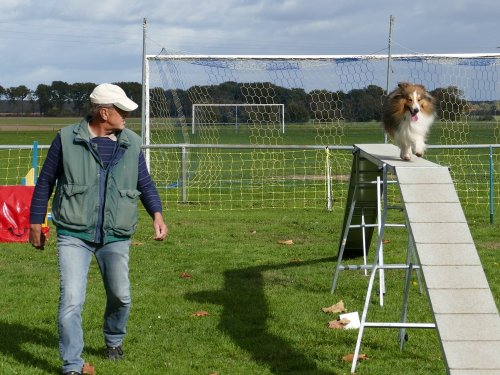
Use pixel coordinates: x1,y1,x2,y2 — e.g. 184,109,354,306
331,153,421,305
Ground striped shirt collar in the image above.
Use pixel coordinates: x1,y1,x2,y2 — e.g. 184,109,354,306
88,123,117,141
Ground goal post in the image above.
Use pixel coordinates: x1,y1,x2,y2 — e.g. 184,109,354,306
191,103,285,135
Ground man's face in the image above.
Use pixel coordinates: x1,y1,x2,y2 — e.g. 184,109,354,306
102,105,130,131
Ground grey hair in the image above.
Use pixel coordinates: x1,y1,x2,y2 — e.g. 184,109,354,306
88,103,113,121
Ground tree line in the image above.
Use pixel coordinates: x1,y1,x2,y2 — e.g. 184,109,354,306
150,81,496,123
0,81,496,121
0,82,141,116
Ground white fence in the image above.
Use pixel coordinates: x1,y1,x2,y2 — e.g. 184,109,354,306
0,143,498,223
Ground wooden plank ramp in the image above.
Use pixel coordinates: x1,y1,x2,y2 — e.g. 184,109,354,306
355,144,500,374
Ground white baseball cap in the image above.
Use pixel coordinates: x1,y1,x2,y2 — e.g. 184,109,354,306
89,83,138,112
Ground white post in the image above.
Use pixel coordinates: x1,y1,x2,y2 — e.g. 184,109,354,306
141,18,146,141
192,104,196,135
235,105,238,134
384,15,395,144
325,147,332,211
281,104,285,134
377,176,385,306
182,145,188,203
141,18,151,170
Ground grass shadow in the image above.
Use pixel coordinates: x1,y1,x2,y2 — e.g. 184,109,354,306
0,321,59,373
186,257,335,375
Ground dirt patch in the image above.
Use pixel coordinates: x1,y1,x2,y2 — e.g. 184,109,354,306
481,241,500,250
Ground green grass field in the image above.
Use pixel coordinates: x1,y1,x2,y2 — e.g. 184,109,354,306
0,207,499,375
0,118,499,374
148,120,499,146
0,116,498,145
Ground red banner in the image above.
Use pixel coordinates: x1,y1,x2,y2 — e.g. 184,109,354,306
0,186,50,242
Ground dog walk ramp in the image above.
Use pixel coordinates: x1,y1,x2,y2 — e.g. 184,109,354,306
342,144,500,374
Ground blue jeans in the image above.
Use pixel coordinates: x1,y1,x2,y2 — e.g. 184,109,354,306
57,235,131,373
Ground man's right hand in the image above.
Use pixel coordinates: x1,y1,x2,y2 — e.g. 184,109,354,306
29,224,46,250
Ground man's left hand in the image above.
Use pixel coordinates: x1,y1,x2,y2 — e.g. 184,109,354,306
153,212,168,241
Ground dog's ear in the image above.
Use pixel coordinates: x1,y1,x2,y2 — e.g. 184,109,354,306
398,82,410,89
415,84,426,91
425,92,435,102
389,89,403,99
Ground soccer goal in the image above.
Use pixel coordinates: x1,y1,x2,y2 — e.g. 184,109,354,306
191,103,285,135
142,52,499,211
143,52,499,147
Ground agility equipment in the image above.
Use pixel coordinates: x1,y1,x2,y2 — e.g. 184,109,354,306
334,144,500,374
0,185,49,242
0,141,50,242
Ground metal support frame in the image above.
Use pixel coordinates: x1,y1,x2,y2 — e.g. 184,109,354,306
348,163,435,373
331,155,417,306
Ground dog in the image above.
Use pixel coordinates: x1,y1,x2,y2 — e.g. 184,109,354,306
382,82,435,161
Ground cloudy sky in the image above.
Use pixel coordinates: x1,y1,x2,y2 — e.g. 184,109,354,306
0,0,498,90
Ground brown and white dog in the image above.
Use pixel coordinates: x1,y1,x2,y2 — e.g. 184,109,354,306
382,82,435,160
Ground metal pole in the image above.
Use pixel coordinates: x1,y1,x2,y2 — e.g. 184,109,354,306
384,15,395,144
141,18,147,142
490,145,494,224
281,104,285,134
182,146,188,203
141,18,151,170
377,174,386,306
32,140,38,184
386,15,395,94
326,147,332,211
235,105,238,134
361,208,368,276
192,104,196,135
331,185,358,293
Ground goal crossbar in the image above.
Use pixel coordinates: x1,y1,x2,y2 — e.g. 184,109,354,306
146,53,500,61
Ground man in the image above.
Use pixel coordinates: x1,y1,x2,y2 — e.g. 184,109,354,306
29,83,168,375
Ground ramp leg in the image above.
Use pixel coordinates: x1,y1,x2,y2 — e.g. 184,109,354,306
410,241,424,294
377,174,387,306
361,208,368,276
352,165,389,373
331,191,357,293
352,232,386,373
399,262,414,351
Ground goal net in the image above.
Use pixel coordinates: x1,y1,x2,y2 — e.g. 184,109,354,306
144,51,499,211
192,103,285,136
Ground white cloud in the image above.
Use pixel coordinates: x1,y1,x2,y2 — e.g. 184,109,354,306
0,0,498,88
